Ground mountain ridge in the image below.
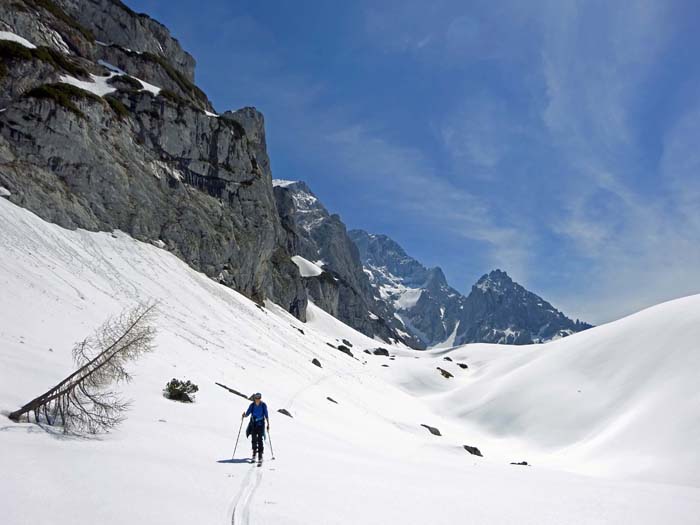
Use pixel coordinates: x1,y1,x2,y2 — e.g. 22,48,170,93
350,228,591,346
0,0,588,348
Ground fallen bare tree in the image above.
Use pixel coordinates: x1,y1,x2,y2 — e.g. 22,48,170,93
9,302,157,433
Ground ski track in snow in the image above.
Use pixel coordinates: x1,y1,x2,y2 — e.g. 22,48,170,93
230,466,264,525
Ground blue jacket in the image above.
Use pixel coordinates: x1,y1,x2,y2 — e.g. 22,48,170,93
246,401,268,423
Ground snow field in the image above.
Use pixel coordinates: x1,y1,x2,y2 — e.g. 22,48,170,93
1,198,699,524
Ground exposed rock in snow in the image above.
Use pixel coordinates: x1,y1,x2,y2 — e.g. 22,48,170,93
463,445,483,457
421,424,442,436
336,345,353,357
437,367,453,379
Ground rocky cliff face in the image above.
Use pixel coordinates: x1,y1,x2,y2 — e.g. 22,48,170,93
273,181,421,347
455,270,592,345
349,229,465,347
350,231,591,346
0,0,306,318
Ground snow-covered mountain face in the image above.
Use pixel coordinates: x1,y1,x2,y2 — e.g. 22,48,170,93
349,231,590,347
350,229,466,347
456,270,592,345
273,180,422,347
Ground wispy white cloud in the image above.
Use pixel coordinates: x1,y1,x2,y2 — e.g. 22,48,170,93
322,123,534,280
440,94,522,173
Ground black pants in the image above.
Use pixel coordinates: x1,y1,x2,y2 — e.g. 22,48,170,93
251,421,264,456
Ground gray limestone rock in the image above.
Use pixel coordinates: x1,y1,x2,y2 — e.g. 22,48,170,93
0,0,307,320
56,0,196,80
273,181,419,346
350,230,591,347
454,270,592,345
350,229,465,347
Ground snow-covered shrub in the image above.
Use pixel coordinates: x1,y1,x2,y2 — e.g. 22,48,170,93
164,378,199,402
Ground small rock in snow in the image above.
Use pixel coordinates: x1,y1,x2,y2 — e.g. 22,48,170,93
326,397,338,404
463,445,483,457
337,345,353,358
311,358,322,368
277,408,293,418
456,363,469,369
372,347,390,356
443,356,453,362
420,424,442,436
437,367,453,379
510,461,529,466
342,339,353,347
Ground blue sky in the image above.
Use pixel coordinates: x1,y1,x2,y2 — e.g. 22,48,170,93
127,0,700,325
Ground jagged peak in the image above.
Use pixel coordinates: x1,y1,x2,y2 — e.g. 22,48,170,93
474,269,516,294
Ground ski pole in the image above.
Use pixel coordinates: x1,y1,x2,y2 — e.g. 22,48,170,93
268,427,275,460
232,416,244,460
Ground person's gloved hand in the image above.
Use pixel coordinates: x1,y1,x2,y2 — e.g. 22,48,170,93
241,412,245,418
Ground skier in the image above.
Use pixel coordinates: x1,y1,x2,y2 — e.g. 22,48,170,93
242,392,269,464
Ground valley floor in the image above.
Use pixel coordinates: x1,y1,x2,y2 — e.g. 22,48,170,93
1,199,699,524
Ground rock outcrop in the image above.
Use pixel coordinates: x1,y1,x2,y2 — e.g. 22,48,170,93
350,231,591,346
0,0,306,319
463,445,483,457
273,180,421,346
420,424,442,436
350,229,466,347
455,270,592,345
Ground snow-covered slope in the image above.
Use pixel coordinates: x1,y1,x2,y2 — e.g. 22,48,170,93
291,255,324,277
390,302,700,486
1,199,699,524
